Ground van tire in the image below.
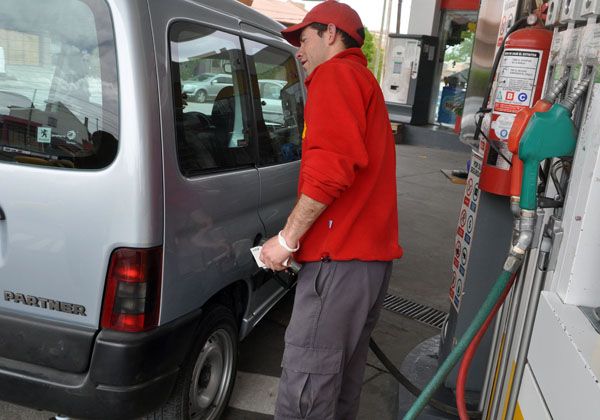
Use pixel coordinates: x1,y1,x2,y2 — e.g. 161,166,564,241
145,305,239,420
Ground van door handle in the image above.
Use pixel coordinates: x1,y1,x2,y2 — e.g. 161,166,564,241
0,206,5,220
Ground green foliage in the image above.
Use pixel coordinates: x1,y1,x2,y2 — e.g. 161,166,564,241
444,30,474,64
362,28,383,81
179,61,197,80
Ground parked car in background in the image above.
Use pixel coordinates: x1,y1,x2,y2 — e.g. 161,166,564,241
182,73,233,102
259,79,287,125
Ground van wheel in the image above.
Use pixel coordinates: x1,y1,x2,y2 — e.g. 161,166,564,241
194,90,207,103
147,305,238,420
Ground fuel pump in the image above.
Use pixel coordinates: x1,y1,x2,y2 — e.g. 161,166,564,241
382,3,600,419
452,75,570,420
502,77,590,420
479,27,553,196
404,75,592,420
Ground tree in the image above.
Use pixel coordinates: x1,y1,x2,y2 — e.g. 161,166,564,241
362,28,384,81
444,31,474,64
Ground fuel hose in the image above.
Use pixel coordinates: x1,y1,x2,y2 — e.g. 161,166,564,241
368,339,481,418
403,269,517,420
456,269,519,420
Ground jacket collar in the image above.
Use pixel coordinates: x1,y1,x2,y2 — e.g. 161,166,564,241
305,48,367,86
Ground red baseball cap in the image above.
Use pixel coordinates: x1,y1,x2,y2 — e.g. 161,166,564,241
281,1,365,47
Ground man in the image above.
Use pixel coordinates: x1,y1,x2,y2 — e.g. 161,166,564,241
260,1,402,419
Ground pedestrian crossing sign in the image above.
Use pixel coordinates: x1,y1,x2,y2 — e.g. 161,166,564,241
37,127,52,143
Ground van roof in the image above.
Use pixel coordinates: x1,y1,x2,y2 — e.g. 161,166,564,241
197,0,286,37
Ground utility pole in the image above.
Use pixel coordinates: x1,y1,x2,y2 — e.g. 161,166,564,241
375,0,394,83
373,0,388,81
396,0,402,33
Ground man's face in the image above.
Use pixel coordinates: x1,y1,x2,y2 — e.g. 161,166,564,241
296,26,329,75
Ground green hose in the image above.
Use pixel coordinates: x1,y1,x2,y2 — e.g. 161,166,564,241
403,270,515,420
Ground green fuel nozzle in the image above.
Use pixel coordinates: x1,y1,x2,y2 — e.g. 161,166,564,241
518,78,590,210
518,104,576,210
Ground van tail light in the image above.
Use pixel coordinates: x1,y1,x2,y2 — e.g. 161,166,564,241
101,247,163,332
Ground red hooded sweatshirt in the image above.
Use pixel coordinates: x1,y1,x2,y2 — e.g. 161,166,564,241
295,48,403,262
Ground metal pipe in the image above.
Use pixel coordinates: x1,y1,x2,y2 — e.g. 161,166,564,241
373,0,388,81
478,297,506,412
562,77,591,112
510,196,521,220
480,203,523,412
483,210,535,416
380,0,394,83
489,251,530,420
396,0,403,33
505,234,551,419
480,278,516,417
511,197,521,246
511,210,536,257
543,75,569,104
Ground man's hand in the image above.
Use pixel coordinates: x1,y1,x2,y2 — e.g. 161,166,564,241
260,236,292,272
259,194,327,272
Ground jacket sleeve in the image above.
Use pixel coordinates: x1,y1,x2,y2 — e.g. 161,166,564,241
301,63,371,205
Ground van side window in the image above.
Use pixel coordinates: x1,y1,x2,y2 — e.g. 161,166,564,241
169,23,254,176
243,40,304,165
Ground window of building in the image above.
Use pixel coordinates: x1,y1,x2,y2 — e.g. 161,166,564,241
244,39,303,165
169,23,254,176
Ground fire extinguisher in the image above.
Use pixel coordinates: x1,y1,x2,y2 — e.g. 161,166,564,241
479,27,553,196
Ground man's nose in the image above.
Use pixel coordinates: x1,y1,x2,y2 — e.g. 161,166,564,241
295,49,302,60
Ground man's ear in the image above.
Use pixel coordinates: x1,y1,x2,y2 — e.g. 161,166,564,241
326,23,338,45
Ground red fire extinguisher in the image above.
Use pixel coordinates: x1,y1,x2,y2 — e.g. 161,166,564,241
479,27,553,196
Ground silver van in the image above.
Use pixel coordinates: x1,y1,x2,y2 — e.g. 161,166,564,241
0,0,304,418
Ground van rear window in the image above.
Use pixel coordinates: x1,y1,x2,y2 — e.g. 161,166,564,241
0,0,118,170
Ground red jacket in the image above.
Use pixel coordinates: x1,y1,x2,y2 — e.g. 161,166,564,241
295,48,402,262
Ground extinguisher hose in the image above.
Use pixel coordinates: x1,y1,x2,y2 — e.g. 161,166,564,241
402,269,517,420
368,339,482,418
456,269,519,420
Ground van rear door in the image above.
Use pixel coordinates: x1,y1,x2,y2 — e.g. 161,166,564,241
0,0,162,347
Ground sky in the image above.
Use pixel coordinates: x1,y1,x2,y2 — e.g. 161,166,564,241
297,0,412,33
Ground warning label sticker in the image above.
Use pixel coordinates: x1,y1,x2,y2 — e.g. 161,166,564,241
493,49,542,115
492,112,516,140
496,0,518,47
449,153,483,312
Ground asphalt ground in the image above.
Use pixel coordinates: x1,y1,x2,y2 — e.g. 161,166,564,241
0,143,470,420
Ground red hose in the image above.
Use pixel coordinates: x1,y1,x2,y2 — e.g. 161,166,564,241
456,270,519,420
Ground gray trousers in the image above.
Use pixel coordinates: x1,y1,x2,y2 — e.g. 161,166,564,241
274,259,392,420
